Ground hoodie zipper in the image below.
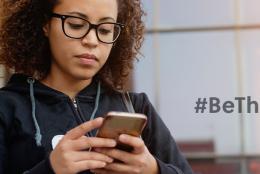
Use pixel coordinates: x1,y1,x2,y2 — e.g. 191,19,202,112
71,97,91,137
72,98,78,110
71,97,85,123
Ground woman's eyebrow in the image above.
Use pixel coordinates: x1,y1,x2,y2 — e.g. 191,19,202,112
67,11,116,22
99,17,116,22
67,11,87,18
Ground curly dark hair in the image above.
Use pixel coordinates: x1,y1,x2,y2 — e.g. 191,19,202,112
0,0,145,90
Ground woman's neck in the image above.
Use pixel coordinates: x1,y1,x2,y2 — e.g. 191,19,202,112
40,73,92,100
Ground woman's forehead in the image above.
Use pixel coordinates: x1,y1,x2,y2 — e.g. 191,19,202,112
53,0,118,21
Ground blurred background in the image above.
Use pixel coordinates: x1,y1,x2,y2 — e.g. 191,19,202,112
133,0,260,174
2,0,260,173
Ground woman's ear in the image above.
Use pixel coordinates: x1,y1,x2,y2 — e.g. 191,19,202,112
42,23,50,37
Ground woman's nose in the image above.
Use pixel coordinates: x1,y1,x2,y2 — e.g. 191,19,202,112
81,29,99,46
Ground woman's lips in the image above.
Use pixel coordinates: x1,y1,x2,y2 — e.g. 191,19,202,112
75,54,98,65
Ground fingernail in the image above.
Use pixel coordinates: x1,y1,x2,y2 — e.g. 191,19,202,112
111,140,117,146
102,162,107,167
95,148,101,152
119,134,127,141
108,157,114,163
96,117,103,122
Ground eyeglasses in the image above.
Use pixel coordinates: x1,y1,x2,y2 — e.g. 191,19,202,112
51,13,125,44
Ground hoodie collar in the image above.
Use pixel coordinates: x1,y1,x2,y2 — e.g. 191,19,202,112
3,73,104,100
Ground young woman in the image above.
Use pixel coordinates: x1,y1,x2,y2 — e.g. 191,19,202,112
0,0,193,173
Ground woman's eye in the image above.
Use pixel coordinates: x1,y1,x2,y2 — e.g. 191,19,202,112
68,23,85,29
98,28,112,35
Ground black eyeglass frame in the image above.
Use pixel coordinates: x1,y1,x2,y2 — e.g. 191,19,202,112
51,13,125,44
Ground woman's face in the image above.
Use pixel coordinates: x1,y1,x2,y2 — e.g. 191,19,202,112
43,0,118,81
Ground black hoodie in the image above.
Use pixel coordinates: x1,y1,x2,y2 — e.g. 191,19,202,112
0,74,193,174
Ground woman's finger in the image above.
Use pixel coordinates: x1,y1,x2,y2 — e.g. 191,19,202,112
94,148,137,164
70,151,114,163
64,117,103,140
74,160,107,172
119,134,145,154
70,136,117,150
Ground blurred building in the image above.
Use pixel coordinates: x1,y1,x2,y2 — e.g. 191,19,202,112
132,1,260,174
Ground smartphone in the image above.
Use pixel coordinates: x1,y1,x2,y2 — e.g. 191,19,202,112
96,111,147,152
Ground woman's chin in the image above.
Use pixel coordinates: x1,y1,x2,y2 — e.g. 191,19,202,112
73,72,96,81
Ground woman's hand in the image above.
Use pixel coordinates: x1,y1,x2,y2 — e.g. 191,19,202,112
90,134,159,174
49,117,117,174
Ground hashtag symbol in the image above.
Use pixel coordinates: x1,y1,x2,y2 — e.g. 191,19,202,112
195,98,207,113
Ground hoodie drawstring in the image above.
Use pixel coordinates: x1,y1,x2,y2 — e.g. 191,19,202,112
26,78,101,146
90,81,101,121
27,77,42,146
